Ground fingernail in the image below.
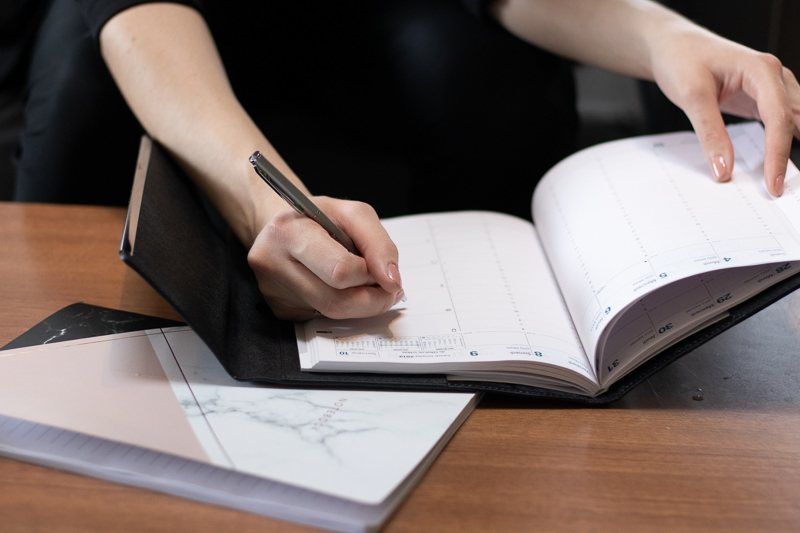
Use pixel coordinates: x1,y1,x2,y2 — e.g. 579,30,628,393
776,174,785,197
711,155,729,182
394,289,405,305
387,262,402,288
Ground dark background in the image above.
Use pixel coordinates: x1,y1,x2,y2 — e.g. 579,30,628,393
0,0,797,203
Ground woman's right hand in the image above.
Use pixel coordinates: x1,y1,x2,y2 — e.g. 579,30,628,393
247,196,404,321
101,5,403,321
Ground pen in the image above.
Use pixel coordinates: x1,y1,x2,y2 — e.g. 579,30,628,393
249,151,359,255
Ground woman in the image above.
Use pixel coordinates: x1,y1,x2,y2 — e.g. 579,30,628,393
15,0,800,320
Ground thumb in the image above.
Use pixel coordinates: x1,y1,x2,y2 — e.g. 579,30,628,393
681,89,735,183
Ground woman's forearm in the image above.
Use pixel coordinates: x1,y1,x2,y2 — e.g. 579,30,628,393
490,0,698,80
100,3,302,246
99,3,403,320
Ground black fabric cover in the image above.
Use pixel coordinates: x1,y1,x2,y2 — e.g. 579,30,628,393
120,138,800,403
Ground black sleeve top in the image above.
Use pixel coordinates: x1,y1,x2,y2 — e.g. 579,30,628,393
75,0,496,43
75,0,202,42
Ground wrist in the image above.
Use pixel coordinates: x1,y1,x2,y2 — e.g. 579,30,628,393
643,8,712,80
240,165,288,248
239,149,310,248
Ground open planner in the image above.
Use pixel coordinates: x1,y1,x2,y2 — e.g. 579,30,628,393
300,122,800,396
122,122,800,402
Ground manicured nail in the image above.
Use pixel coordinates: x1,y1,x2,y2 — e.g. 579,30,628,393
775,174,785,197
711,155,729,182
387,262,402,288
394,289,405,305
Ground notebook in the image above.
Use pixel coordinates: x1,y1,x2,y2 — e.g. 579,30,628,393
0,307,477,533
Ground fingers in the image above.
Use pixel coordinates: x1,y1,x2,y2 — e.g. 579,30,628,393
783,67,800,141
659,35,800,197
248,198,404,320
287,216,375,290
318,197,404,296
678,75,735,184
255,256,400,320
749,55,796,197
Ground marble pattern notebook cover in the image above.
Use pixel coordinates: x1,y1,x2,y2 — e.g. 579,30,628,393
0,326,477,531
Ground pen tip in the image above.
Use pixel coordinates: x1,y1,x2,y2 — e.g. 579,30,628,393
249,151,261,164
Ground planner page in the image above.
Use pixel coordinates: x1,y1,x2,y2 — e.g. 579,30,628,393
532,122,800,373
300,212,598,392
595,260,798,385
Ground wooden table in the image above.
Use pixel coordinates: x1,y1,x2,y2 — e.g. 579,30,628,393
2,202,800,533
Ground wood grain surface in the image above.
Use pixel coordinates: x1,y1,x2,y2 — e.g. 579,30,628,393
2,202,799,533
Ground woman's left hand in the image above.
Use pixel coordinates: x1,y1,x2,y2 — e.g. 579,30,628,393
650,27,800,196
